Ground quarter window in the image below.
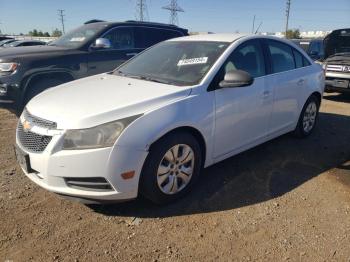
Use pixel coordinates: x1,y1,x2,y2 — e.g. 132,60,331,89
293,49,303,68
136,27,183,48
268,40,295,73
103,27,135,49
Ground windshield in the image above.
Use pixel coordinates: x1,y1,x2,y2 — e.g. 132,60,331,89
49,23,107,48
115,41,229,86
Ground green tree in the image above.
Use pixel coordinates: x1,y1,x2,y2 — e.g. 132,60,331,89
285,29,301,39
43,32,50,37
52,28,62,37
37,31,44,37
29,29,39,36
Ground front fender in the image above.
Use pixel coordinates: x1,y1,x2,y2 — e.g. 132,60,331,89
115,92,215,167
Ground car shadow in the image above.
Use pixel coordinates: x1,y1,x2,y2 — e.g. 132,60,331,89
323,92,350,103
90,112,350,218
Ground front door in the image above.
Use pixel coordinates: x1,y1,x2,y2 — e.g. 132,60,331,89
213,40,273,158
87,27,141,76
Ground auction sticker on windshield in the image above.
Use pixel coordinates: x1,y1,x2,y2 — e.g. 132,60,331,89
178,57,208,66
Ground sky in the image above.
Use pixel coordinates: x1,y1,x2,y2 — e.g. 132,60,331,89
0,0,349,35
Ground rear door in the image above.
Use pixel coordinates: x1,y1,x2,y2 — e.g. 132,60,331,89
264,39,305,134
87,27,141,75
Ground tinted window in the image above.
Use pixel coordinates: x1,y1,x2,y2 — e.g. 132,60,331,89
136,27,183,48
268,40,295,73
103,27,135,49
224,40,266,78
303,56,311,67
293,49,303,68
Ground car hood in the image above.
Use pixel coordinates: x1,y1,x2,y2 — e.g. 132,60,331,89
0,45,71,61
325,53,350,65
26,73,192,129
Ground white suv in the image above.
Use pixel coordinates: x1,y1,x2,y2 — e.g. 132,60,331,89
15,34,324,204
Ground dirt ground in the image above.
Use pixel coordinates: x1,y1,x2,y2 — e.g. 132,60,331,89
0,93,350,262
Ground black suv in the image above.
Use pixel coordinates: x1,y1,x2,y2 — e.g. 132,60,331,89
0,21,188,113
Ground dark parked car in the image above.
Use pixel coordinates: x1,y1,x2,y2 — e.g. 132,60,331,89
323,28,350,93
0,36,13,41
0,21,188,113
3,40,46,48
292,38,325,61
0,39,16,47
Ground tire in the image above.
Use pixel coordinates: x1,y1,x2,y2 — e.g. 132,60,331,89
23,78,64,106
140,131,203,204
293,95,320,138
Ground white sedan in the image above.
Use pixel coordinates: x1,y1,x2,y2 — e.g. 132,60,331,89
15,34,324,204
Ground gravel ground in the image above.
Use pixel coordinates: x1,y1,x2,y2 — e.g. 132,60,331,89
0,93,350,262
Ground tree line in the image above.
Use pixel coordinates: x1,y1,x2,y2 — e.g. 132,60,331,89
28,28,63,37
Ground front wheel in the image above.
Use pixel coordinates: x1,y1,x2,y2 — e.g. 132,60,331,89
140,132,202,204
293,95,320,138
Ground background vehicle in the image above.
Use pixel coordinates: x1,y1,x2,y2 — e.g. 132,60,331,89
323,28,350,93
16,34,324,204
3,40,46,48
0,36,13,41
291,38,325,61
0,20,188,114
0,38,16,47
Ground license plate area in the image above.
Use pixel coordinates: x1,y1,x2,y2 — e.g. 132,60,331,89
14,145,32,173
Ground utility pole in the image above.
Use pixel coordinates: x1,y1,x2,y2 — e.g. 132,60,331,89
162,0,184,25
58,9,65,34
285,0,291,37
252,15,256,34
136,0,148,21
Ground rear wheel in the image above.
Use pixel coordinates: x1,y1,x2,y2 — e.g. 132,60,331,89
140,132,202,204
293,95,320,138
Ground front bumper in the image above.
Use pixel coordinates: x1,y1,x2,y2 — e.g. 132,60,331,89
16,133,148,203
0,74,22,111
325,71,350,92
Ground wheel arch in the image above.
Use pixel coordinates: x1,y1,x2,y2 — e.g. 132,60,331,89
21,71,74,102
148,126,207,167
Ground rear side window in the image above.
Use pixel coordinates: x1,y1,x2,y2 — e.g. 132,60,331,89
268,40,295,73
136,27,183,48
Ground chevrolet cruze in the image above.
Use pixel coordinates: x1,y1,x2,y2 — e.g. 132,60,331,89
15,34,324,204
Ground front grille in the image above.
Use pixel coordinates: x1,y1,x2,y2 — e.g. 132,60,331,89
17,122,52,152
64,177,113,192
17,109,56,153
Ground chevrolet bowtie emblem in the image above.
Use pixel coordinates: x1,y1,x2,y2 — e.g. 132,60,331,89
23,120,32,132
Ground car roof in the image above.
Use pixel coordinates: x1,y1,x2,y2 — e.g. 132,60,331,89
86,20,188,32
168,33,249,42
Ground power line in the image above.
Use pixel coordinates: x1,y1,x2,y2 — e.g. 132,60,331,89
285,0,291,36
58,9,65,34
136,0,149,21
162,0,184,25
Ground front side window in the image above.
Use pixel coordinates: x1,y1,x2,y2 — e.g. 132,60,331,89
268,40,295,73
224,40,266,78
103,27,135,49
115,41,229,86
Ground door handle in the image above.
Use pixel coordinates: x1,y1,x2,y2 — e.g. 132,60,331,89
297,79,305,86
126,53,138,57
262,90,270,98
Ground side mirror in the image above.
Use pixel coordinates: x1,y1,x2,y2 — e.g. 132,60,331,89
219,70,254,88
91,38,111,49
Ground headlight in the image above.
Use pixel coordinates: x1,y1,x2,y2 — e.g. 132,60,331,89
0,63,19,72
62,114,142,150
